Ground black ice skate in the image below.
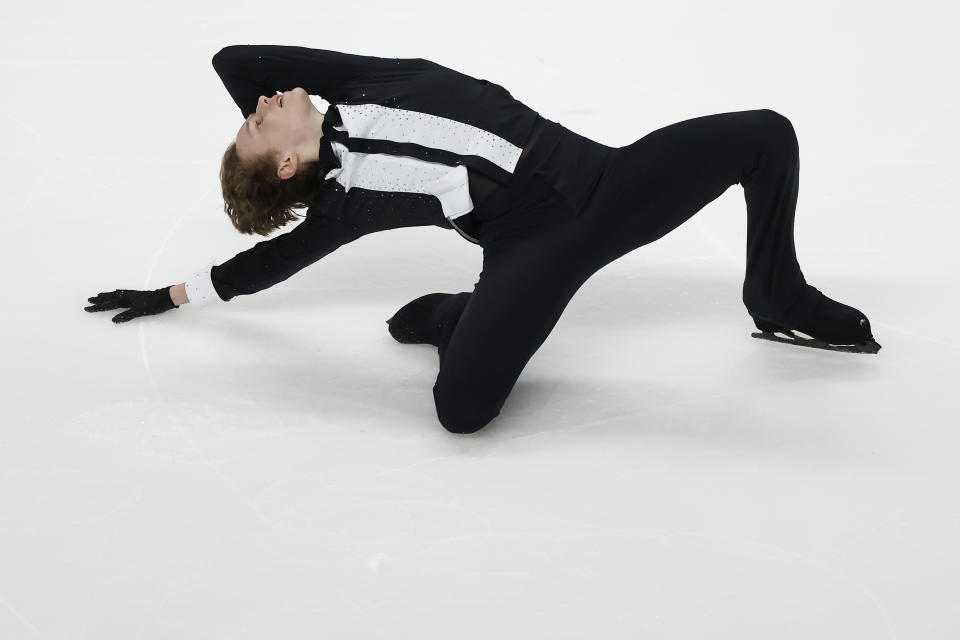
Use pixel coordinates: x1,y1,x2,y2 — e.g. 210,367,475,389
749,289,882,354
386,292,471,347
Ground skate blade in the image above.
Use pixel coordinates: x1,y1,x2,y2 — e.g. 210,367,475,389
751,330,882,354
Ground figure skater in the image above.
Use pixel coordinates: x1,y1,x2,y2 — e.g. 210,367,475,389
85,45,881,434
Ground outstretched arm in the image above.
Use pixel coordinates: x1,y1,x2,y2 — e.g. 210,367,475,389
212,44,423,118
86,210,360,322
184,210,361,305
170,283,188,305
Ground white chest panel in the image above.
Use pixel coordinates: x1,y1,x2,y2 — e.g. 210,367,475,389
324,141,473,219
336,103,523,174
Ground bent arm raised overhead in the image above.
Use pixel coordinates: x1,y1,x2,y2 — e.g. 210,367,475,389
212,44,424,118
185,211,360,305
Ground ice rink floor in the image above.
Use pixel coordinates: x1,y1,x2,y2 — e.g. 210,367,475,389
3,2,958,638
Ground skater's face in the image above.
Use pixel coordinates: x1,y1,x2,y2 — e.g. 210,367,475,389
235,87,318,176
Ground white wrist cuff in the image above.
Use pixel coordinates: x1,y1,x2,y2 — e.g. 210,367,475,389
184,261,222,306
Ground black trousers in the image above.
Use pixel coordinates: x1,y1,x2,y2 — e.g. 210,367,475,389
432,109,819,434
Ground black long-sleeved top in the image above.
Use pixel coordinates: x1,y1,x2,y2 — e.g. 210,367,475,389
184,44,546,305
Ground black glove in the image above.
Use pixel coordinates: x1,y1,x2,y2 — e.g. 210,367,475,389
85,287,179,323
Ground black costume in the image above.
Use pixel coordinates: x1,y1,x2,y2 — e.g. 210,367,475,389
186,44,876,434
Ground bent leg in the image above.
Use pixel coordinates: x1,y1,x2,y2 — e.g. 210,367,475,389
432,222,594,434
582,109,818,324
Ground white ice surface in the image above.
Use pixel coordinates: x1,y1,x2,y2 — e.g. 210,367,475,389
2,1,959,638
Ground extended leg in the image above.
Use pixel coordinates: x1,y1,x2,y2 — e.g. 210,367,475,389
581,109,817,323
578,109,879,352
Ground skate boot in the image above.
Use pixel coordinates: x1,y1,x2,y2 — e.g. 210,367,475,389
386,292,471,347
750,287,881,354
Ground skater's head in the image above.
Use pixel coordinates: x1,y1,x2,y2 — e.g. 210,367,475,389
219,87,334,236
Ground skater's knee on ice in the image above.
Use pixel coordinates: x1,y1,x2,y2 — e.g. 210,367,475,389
434,401,499,435
438,413,493,435
433,384,500,435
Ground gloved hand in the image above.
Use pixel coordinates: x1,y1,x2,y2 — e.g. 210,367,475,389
85,287,179,323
